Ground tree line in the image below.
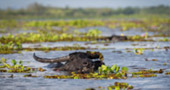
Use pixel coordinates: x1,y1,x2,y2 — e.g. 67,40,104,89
0,3,170,19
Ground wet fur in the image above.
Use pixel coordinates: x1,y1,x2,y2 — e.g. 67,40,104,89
34,52,104,73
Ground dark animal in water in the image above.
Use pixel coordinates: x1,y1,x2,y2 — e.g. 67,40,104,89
33,51,104,73
100,35,128,41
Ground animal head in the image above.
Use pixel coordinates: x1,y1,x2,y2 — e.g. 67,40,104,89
33,51,104,73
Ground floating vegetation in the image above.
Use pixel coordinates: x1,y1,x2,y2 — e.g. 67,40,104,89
0,57,168,85
98,65,128,75
44,72,127,79
44,65,128,79
0,58,127,79
132,69,163,75
0,18,169,45
23,46,94,52
0,6,170,90
145,58,158,61
163,63,167,66
0,58,47,73
138,74,157,78
0,18,169,33
134,48,144,55
0,44,97,54
0,58,33,73
152,59,158,61
38,67,46,72
86,82,134,90
0,41,22,54
160,37,169,42
0,69,7,72
0,31,100,44
165,72,170,75
107,82,133,90
128,35,146,41
132,69,163,78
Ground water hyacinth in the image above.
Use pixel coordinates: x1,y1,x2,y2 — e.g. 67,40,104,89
86,82,133,90
0,58,32,73
98,64,128,78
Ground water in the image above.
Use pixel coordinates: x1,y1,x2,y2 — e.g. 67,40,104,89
0,28,170,90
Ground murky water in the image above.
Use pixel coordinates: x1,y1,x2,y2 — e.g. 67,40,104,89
0,28,170,90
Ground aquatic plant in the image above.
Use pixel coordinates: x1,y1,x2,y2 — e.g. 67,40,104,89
0,20,18,29
128,35,146,41
0,43,97,54
160,37,169,42
86,82,133,90
44,65,128,79
0,18,169,35
0,31,102,44
131,69,163,78
134,48,144,55
86,29,102,37
165,72,170,75
0,58,32,73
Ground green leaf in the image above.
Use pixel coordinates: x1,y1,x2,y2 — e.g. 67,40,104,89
107,68,111,74
121,67,128,72
111,64,117,71
101,65,108,71
108,86,112,90
11,59,17,66
19,60,23,65
115,66,120,73
1,58,6,63
98,67,102,74
74,76,79,79
115,86,120,90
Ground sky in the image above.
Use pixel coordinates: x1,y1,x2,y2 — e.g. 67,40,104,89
0,0,170,9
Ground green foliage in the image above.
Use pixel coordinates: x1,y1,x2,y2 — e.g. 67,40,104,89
0,58,32,73
160,37,169,42
0,18,169,54
98,64,128,76
121,67,128,72
43,65,128,79
134,48,144,55
0,20,17,28
86,29,102,37
86,82,134,90
19,60,23,65
11,59,17,66
0,41,23,54
0,3,170,19
132,69,163,78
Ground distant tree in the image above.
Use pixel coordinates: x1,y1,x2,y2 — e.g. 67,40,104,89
122,7,135,15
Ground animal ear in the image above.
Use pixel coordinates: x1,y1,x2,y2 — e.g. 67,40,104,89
86,51,103,61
